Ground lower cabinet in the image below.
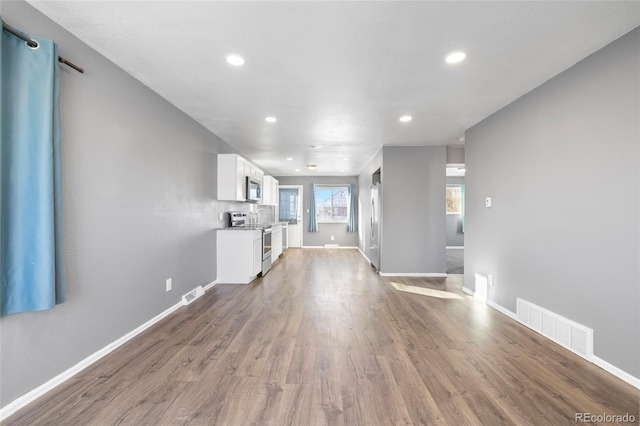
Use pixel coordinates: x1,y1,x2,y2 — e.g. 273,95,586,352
253,236,262,276
217,229,263,284
272,225,282,260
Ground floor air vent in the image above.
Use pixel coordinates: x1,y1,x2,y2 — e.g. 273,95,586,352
182,286,205,306
516,298,593,360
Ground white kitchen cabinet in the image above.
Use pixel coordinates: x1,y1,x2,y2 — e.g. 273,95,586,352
217,154,246,201
253,236,262,276
217,154,265,202
271,224,282,260
260,176,280,206
261,176,271,206
217,229,263,284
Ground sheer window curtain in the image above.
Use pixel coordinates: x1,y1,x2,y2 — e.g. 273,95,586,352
347,183,357,232
1,20,66,316
308,183,318,232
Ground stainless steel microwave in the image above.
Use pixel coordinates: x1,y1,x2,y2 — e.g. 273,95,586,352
246,177,261,202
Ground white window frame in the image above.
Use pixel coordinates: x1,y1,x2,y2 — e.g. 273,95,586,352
315,185,350,224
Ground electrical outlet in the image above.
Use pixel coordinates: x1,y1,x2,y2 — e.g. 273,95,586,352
331,236,335,241
166,278,172,292
218,212,224,221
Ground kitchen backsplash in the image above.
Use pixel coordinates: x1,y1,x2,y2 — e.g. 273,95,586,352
213,201,276,228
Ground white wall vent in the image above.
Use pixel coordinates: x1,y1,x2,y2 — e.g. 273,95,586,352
182,286,205,306
516,298,593,360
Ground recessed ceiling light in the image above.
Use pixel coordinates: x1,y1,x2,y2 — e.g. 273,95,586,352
340,169,345,172
286,157,293,161
265,116,277,123
294,168,301,172
458,136,465,142
399,115,412,122
342,157,350,161
226,54,245,66
307,164,317,170
445,51,466,64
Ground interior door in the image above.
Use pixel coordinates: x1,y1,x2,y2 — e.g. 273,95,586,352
279,185,303,247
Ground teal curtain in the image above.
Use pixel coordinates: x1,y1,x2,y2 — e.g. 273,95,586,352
308,183,318,232
347,183,357,232
1,20,66,316
460,184,465,234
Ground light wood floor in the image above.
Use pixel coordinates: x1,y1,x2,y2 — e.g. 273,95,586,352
6,249,638,425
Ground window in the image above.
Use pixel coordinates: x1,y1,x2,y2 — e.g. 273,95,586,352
446,186,462,214
315,185,349,223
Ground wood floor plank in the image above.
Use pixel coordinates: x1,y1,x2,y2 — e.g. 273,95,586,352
5,248,638,425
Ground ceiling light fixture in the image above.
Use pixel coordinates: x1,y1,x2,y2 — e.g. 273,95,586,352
399,115,412,122
307,164,317,170
265,116,277,123
342,157,350,161
286,157,293,161
445,51,466,64
225,54,246,66
294,168,301,172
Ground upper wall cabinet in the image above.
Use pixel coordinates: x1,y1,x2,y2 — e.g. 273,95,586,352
260,176,279,206
217,154,264,202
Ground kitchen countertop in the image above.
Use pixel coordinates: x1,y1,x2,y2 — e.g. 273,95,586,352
215,222,289,231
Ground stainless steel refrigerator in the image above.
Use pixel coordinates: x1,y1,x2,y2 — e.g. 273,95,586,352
370,182,381,271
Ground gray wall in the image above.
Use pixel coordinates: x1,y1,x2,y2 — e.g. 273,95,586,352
446,176,465,247
465,28,639,377
446,146,465,164
380,146,446,274
0,1,248,408
275,176,359,247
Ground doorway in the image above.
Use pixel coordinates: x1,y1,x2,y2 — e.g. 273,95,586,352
446,165,465,274
279,185,303,248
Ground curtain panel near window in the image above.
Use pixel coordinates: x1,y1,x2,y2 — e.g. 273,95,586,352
0,19,66,316
347,183,357,232
308,183,318,232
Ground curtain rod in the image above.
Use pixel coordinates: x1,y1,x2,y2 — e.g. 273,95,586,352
2,22,85,74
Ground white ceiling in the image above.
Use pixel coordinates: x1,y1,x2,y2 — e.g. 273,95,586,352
28,1,639,176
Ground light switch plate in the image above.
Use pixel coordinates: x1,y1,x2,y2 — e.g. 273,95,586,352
485,197,493,208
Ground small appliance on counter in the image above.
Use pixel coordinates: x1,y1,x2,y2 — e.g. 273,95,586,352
228,211,247,228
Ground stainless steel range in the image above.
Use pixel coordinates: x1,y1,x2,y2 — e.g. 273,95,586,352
228,211,272,276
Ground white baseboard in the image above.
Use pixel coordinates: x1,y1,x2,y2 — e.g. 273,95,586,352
487,300,517,320
302,246,358,249
203,280,217,292
591,355,640,389
446,246,464,249
357,247,371,263
0,282,217,421
462,286,639,390
379,272,447,278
